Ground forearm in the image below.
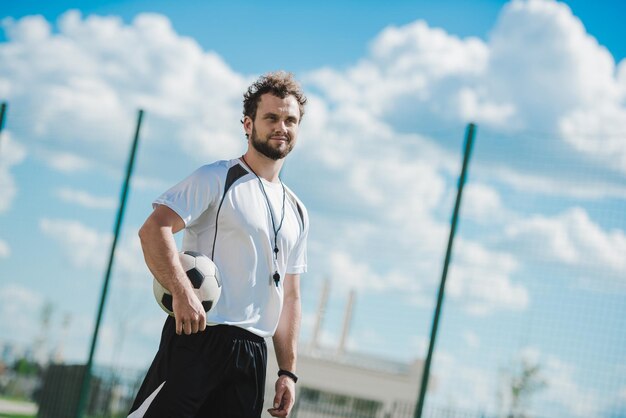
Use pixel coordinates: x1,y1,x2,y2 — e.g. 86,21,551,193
269,277,302,417
139,218,190,296
139,206,206,334
273,284,301,372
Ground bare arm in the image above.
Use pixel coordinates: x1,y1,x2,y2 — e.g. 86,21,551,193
138,204,206,335
268,273,301,417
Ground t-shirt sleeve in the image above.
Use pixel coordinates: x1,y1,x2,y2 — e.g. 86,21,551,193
286,206,309,275
152,165,221,227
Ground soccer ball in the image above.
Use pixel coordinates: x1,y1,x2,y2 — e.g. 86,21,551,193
153,251,222,317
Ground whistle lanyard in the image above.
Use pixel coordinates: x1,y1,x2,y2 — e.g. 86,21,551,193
241,156,286,286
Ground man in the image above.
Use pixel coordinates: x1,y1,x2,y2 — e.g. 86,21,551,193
128,71,308,418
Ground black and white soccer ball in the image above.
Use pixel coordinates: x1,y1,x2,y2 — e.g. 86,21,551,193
153,251,222,317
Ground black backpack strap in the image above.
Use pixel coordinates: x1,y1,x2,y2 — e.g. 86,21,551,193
211,163,249,259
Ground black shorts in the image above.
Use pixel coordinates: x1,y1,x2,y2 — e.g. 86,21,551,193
128,318,267,418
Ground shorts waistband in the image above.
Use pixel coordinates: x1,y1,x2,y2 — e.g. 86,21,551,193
211,324,265,343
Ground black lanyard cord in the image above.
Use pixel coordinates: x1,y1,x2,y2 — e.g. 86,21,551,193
241,156,286,286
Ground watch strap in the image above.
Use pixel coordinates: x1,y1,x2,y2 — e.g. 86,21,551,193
278,369,298,383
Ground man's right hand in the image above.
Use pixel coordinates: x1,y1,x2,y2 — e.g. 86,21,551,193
172,287,207,335
138,204,206,335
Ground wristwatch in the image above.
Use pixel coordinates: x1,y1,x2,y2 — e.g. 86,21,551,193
278,369,298,383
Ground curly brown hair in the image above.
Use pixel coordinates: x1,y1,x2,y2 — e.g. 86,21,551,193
242,71,307,132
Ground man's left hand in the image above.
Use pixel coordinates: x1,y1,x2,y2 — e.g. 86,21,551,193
267,375,296,417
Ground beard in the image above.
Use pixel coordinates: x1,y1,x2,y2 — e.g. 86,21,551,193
250,126,293,160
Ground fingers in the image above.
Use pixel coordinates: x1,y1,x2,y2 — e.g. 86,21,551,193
267,406,288,417
267,405,290,417
268,381,294,417
173,291,207,335
267,408,285,417
268,390,286,417
189,312,207,333
273,386,285,411
175,312,206,335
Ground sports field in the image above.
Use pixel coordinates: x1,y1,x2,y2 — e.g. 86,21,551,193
1,1,625,417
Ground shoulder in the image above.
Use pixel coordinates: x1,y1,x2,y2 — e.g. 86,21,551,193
193,159,232,177
283,184,309,227
189,159,244,184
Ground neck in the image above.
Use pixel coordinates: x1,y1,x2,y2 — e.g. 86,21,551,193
242,149,284,182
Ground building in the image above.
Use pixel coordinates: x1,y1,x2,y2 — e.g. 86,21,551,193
264,283,431,418
266,345,426,418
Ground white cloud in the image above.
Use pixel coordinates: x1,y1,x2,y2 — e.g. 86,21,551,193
0,285,154,368
6,0,619,179
372,20,489,78
113,230,152,282
293,0,626,317
0,10,247,163
345,149,447,227
504,207,626,275
39,218,148,280
328,252,422,294
131,175,171,192
409,335,430,356
325,239,528,317
37,149,92,173
448,240,529,315
299,310,318,346
299,122,452,250
487,0,626,170
40,217,111,269
463,182,506,223
306,19,490,122
327,251,388,293
346,329,384,353
463,330,481,349
541,355,603,417
33,147,169,193
487,165,626,200
487,0,620,124
299,110,458,307
2,15,51,43
55,187,116,209
0,284,44,340
429,350,496,411
0,239,9,258
559,104,626,174
496,347,609,418
457,87,516,127
304,0,626,175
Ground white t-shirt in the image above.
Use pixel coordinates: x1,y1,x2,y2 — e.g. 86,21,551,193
153,159,308,337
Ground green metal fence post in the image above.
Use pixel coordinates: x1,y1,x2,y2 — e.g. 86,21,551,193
0,102,7,152
75,109,144,418
413,123,477,418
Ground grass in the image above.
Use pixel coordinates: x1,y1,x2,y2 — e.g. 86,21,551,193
0,414,35,418
0,395,37,418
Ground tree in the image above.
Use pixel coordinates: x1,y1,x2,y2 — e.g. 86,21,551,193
499,357,547,418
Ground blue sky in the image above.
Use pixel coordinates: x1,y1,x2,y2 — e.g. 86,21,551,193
3,0,626,72
1,1,625,417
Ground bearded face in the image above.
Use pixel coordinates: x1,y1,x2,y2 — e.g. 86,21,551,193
250,125,294,160
245,94,301,161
